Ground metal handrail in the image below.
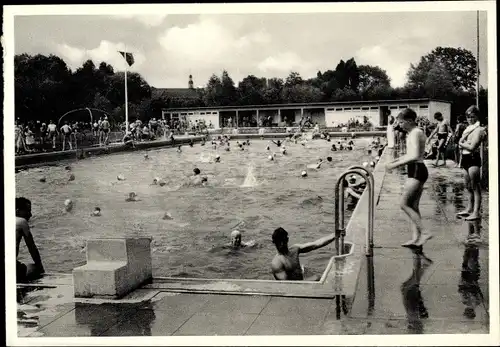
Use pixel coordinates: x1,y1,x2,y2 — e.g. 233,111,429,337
347,166,375,254
334,168,375,257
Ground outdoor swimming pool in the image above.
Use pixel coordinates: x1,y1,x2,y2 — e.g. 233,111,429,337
15,137,378,280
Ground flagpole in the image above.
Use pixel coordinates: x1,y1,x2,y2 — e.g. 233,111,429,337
476,10,480,108
124,47,129,133
476,11,484,182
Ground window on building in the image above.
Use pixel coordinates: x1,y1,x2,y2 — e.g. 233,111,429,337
181,113,187,116
212,112,218,114
370,107,378,110
400,105,408,109
326,108,334,111
353,107,361,110
344,108,352,111
200,112,205,115
389,106,398,109
188,112,194,115
335,108,343,111
420,105,429,109
362,107,369,110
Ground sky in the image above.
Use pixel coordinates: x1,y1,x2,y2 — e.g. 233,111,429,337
14,10,488,89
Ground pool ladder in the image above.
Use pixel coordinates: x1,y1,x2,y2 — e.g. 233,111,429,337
334,166,375,319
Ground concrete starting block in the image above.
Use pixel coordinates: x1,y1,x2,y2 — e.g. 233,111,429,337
73,237,152,299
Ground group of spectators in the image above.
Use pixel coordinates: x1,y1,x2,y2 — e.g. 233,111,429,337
14,117,115,155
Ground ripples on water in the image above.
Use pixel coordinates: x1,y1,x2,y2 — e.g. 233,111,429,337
15,138,376,279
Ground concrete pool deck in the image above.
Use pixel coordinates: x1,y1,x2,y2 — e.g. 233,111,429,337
15,148,491,337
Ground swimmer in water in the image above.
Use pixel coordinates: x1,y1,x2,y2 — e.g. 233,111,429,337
271,227,336,281
327,156,333,162
308,158,324,170
214,155,221,163
230,230,257,249
64,199,73,212
271,139,282,147
331,144,337,151
92,207,101,216
126,192,139,202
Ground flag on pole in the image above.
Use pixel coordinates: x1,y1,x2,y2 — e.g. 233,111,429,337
118,51,135,67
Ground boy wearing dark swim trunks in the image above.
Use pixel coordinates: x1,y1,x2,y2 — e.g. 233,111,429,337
385,109,432,248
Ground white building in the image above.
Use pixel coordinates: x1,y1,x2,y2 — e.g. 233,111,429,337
162,99,451,129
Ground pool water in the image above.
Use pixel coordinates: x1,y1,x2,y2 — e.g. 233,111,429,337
15,138,378,280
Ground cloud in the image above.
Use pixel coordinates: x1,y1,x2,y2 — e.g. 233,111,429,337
111,14,167,27
55,40,146,71
355,45,411,87
257,52,310,74
158,17,271,65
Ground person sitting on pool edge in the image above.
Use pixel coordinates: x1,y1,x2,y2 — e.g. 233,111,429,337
271,227,336,281
16,197,45,283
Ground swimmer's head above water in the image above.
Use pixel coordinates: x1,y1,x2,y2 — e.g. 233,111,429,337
231,230,242,247
272,227,289,253
193,168,201,175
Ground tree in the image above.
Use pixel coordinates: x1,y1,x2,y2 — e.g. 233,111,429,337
15,54,72,122
344,58,360,92
220,70,238,106
358,65,391,96
203,74,223,106
261,78,284,104
407,47,477,92
424,61,456,98
237,75,267,105
285,71,303,87
282,84,323,103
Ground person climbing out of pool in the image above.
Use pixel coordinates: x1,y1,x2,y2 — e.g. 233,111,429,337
271,227,336,281
385,108,432,248
122,131,135,148
230,230,257,249
345,175,366,210
177,145,182,153
16,197,45,283
426,112,452,167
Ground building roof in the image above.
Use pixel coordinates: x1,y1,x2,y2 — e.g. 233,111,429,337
162,98,450,112
152,87,200,100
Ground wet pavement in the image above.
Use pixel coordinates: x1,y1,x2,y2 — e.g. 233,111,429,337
15,153,490,337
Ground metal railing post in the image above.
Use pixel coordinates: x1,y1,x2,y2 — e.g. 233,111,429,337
347,166,375,255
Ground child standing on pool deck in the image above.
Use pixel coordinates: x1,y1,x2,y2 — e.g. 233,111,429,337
385,108,433,248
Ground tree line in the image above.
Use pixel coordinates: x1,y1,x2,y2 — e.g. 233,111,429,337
14,46,487,125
